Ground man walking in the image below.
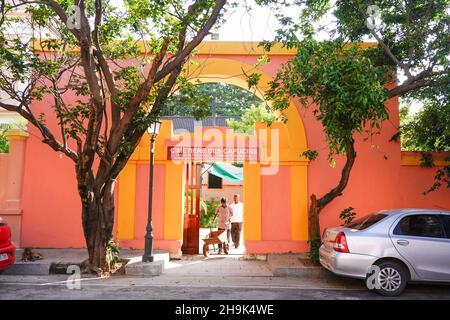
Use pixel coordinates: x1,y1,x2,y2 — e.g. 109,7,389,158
229,194,244,249
214,197,233,253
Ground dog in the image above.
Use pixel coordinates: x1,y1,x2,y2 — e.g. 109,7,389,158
21,248,44,262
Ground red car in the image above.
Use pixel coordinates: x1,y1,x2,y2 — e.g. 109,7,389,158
0,217,15,273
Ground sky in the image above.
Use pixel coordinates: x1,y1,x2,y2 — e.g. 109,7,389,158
212,1,291,42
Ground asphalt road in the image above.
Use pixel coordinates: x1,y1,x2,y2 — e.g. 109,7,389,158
1,274,449,300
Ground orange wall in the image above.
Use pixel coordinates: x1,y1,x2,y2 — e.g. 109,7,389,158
13,44,450,250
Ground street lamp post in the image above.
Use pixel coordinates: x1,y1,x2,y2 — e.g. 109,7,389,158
142,120,161,263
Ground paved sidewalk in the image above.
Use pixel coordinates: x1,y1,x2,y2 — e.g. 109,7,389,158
4,248,153,275
165,254,272,277
2,273,450,300
5,248,333,281
2,250,450,300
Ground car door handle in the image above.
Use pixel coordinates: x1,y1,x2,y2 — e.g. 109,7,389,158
397,240,409,246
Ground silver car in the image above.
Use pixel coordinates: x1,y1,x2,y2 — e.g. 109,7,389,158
319,208,450,296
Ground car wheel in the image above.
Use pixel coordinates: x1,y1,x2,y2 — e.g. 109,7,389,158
368,261,407,297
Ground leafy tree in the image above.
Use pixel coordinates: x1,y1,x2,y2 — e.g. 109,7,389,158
402,101,450,153
264,40,388,259
0,131,8,153
226,103,279,133
401,98,450,193
0,122,26,153
199,197,220,228
259,0,450,99
163,82,262,118
0,0,226,273
256,0,449,261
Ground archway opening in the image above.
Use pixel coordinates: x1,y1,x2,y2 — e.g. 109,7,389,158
117,57,310,261
163,82,273,256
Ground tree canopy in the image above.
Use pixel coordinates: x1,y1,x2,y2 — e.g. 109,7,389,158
254,0,449,262
266,40,388,159
226,103,279,133
0,0,227,272
162,82,262,118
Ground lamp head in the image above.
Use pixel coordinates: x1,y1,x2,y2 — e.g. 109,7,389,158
147,121,161,136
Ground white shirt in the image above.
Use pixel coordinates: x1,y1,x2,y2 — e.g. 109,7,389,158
229,202,243,223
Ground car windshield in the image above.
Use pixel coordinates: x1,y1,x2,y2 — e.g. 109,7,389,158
345,213,387,230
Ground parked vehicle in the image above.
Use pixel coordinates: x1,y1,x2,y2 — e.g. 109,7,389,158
0,217,15,273
319,209,450,296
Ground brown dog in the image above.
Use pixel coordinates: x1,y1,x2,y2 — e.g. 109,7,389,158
21,248,44,262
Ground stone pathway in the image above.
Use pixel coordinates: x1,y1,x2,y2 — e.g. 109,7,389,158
165,254,272,277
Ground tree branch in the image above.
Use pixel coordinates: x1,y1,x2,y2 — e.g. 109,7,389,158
387,71,450,98
317,139,357,209
154,0,226,82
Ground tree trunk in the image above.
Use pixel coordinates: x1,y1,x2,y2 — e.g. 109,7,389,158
307,138,357,258
80,179,116,273
308,194,321,241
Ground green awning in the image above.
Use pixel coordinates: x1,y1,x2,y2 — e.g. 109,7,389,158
208,163,243,182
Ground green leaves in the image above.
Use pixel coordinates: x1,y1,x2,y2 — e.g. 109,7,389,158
339,206,357,225
246,72,262,89
163,82,262,118
301,149,319,161
226,103,279,133
0,131,9,153
267,40,388,158
401,99,450,152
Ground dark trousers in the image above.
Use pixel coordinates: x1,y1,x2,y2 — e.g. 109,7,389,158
231,222,243,247
218,228,230,249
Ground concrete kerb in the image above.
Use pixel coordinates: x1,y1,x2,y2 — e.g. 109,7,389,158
124,251,170,276
3,248,170,276
5,248,342,281
267,253,341,280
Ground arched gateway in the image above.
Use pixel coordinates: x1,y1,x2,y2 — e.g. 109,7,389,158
116,52,310,257
2,42,448,254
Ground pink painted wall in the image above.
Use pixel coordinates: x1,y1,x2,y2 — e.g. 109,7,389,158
14,50,450,251
195,53,450,233
21,125,83,247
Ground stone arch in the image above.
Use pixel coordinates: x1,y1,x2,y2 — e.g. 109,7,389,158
186,58,308,150
117,57,310,255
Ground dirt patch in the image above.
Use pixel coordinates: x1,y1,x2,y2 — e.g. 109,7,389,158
49,258,130,276
109,258,129,276
298,257,319,267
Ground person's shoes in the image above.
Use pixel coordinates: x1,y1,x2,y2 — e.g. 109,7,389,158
218,249,222,254
235,245,239,249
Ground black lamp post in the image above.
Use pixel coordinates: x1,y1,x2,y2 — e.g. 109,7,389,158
142,120,161,263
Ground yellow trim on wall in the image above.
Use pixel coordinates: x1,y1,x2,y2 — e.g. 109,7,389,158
290,165,309,241
117,55,311,248
195,41,295,55
185,58,308,152
243,163,262,240
117,162,137,240
5,129,29,140
163,161,185,240
401,152,450,167
32,40,377,56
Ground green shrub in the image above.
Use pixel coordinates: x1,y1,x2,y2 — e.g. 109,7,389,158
200,198,220,228
339,207,357,225
0,132,8,153
105,238,121,273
